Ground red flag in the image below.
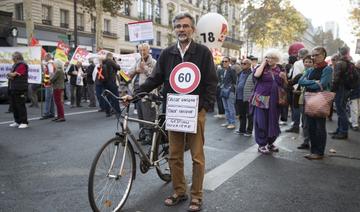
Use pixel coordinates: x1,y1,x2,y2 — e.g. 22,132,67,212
30,37,47,59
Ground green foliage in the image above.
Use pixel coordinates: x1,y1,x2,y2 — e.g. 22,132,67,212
80,0,131,16
313,29,345,55
243,0,308,48
349,8,360,37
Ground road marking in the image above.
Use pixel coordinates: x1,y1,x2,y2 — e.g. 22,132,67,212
0,110,98,125
203,135,287,191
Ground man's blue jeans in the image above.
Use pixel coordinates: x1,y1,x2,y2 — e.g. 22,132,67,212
44,87,54,116
334,86,350,134
95,84,106,110
222,92,236,124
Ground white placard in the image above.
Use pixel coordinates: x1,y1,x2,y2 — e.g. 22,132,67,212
0,47,42,84
166,94,199,134
128,20,154,42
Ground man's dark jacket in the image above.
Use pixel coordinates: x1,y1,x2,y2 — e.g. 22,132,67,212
138,41,218,112
333,57,352,91
9,62,28,92
102,58,120,85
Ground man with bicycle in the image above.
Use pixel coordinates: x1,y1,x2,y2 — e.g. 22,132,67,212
123,12,217,212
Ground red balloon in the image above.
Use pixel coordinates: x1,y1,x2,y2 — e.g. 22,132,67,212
288,42,305,56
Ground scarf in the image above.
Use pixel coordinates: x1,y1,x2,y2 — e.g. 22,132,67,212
314,61,328,69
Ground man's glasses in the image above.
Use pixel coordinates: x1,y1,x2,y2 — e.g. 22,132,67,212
311,53,321,57
222,61,229,63
241,63,249,65
174,24,191,30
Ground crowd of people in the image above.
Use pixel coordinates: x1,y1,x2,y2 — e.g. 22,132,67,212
214,45,360,160
4,11,360,211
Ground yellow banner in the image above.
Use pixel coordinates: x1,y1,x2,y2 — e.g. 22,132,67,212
54,48,68,63
119,70,131,82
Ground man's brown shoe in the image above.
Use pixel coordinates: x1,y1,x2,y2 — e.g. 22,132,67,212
304,154,323,160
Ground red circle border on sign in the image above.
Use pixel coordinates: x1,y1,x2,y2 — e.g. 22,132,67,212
169,62,201,94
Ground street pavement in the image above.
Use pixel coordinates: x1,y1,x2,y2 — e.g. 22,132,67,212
0,101,360,212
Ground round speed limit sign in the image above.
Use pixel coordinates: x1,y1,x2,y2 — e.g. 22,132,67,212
169,62,201,94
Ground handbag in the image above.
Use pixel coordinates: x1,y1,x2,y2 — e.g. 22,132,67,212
270,71,288,106
220,86,231,98
250,94,270,109
304,83,335,118
277,86,288,106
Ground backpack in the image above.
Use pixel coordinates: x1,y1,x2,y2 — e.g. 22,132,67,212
343,61,360,90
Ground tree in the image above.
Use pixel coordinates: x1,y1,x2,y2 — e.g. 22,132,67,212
80,0,131,16
243,0,307,54
349,7,360,37
313,29,345,56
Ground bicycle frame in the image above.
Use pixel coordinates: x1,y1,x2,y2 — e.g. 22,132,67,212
102,90,168,177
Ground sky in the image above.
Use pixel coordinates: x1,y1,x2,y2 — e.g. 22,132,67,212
291,0,359,58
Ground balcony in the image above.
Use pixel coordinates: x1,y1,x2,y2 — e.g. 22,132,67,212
77,26,84,31
42,19,52,25
60,23,69,28
102,31,117,38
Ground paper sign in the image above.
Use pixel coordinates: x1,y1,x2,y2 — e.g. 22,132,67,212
166,94,199,133
128,20,154,42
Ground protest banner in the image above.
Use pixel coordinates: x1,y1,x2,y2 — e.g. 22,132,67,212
0,46,42,84
128,20,154,42
68,47,90,66
54,41,70,63
165,94,199,134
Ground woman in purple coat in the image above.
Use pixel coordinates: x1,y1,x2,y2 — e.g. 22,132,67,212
252,50,287,154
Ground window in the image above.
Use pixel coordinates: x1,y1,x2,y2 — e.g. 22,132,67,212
145,0,153,20
15,3,24,21
138,0,159,21
189,0,193,4
168,9,174,26
104,19,111,33
124,2,130,16
42,5,52,25
77,13,84,31
156,31,161,46
232,25,235,38
60,9,69,28
125,24,129,41
154,0,161,24
91,15,96,33
138,0,145,19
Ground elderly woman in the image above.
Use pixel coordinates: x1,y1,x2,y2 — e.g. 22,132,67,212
252,49,287,154
299,47,333,160
51,60,66,122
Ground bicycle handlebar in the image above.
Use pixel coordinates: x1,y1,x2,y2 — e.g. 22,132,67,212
101,89,164,105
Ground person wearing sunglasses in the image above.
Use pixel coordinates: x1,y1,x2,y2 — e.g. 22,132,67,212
220,56,237,129
299,46,333,160
235,59,254,136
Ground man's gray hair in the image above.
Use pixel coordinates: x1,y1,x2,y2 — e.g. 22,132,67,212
12,51,24,61
298,48,309,59
338,46,350,56
172,12,195,28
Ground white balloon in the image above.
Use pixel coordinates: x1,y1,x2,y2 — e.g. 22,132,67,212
196,13,228,49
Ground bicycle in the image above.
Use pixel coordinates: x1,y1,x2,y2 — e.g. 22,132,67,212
88,89,171,212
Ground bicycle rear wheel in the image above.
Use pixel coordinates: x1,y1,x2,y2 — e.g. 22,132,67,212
88,136,136,212
154,132,171,182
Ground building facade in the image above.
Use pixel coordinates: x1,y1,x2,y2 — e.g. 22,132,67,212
0,0,244,58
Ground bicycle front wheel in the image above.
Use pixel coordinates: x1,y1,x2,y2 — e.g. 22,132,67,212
88,136,136,212
154,132,171,182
